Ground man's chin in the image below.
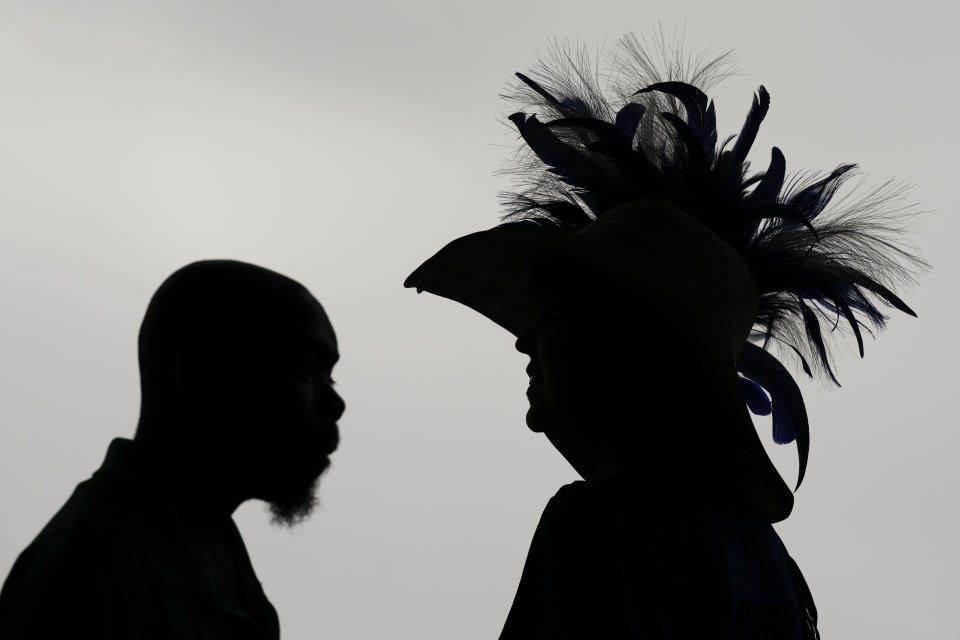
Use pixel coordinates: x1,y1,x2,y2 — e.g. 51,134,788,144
266,457,330,528
265,470,324,528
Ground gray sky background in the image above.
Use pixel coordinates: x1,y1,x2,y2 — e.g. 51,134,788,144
0,1,956,638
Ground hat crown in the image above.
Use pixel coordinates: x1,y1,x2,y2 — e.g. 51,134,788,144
576,199,759,358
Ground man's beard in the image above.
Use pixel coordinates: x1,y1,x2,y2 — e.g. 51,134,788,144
267,475,320,528
265,455,330,528
263,428,336,528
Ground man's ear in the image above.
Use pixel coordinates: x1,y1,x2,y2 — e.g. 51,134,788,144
173,347,208,410
172,349,191,409
174,345,241,410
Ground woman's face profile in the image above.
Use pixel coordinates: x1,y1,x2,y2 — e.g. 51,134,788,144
516,279,601,435
514,261,653,437
513,256,709,480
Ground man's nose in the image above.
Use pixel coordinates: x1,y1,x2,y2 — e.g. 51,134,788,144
331,392,346,422
316,383,346,421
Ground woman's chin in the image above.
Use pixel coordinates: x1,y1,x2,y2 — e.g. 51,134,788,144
525,405,548,433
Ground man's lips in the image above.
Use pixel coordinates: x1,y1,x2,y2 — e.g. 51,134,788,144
299,422,339,456
320,424,340,455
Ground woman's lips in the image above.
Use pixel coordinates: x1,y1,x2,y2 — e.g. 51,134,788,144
526,369,541,397
526,363,539,382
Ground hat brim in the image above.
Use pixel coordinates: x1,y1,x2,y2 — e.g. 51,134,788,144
405,226,794,523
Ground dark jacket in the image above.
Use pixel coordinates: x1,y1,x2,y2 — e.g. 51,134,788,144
499,473,819,639
0,438,280,640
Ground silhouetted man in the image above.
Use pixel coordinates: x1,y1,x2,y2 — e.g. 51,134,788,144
0,260,344,639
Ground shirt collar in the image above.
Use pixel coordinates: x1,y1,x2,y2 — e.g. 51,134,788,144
91,437,276,627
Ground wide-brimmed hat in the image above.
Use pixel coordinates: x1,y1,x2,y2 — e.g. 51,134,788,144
406,38,926,523
406,197,799,522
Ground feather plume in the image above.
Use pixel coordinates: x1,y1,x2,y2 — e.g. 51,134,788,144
496,32,928,490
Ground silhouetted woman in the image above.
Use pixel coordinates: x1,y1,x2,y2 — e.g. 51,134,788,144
405,34,925,639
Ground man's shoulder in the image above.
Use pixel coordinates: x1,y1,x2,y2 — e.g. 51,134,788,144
32,439,176,556
3,442,171,591
0,482,116,632
6,478,139,583
44,470,145,542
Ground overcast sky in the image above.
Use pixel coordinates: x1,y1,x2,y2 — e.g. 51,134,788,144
0,1,956,638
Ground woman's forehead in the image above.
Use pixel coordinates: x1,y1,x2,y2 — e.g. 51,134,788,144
531,262,627,302
530,256,596,295
530,264,667,334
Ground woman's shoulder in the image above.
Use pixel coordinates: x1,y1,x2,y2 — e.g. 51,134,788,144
543,475,801,592
520,479,817,637
544,473,761,521
540,479,621,530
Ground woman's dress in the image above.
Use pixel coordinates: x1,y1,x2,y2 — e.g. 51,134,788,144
499,471,820,639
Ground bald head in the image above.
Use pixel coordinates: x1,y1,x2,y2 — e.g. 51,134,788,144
134,260,343,526
139,260,312,376
138,257,337,415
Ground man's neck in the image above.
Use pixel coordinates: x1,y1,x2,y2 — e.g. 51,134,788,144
132,430,246,534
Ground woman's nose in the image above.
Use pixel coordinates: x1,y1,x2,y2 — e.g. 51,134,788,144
515,319,537,355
